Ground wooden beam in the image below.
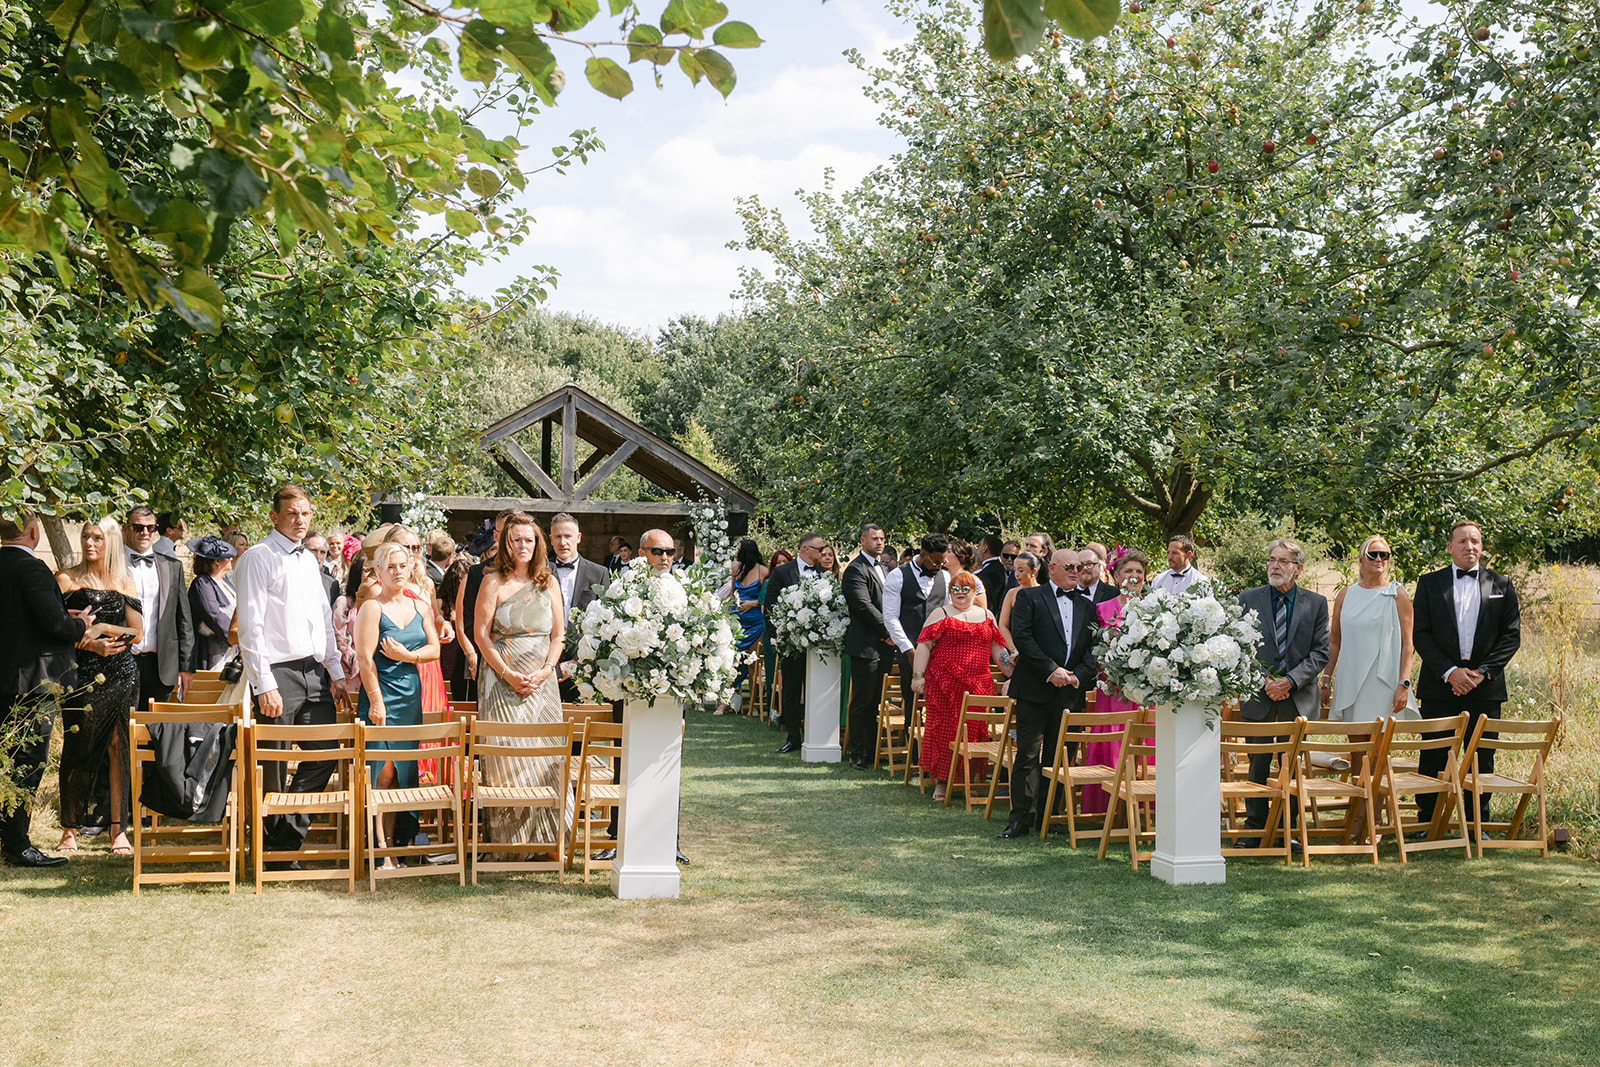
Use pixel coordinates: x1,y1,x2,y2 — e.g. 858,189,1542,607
561,393,577,495
501,438,561,498
491,453,541,499
573,443,610,482
540,416,553,477
574,441,639,499
480,390,567,442
421,495,703,518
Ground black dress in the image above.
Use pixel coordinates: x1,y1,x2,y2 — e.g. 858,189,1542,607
57,587,141,829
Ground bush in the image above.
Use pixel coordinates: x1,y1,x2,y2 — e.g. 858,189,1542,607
1202,514,1334,599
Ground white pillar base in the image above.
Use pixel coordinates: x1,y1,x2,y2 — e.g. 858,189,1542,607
611,696,683,900
1151,702,1226,886
801,650,842,763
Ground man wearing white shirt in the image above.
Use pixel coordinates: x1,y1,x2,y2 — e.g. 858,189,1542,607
762,532,828,753
234,484,350,865
882,533,950,689
125,505,195,709
548,512,611,702
1150,534,1209,597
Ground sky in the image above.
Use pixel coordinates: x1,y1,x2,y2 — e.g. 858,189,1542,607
454,1,912,334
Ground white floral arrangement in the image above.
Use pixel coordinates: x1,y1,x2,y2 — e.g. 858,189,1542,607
766,573,849,660
685,494,732,575
1093,585,1264,729
398,491,448,537
569,558,738,705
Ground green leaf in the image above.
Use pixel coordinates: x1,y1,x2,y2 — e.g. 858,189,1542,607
711,20,761,48
466,168,501,197
695,47,735,97
659,0,700,37
685,0,727,26
607,0,628,13
46,0,96,42
498,27,562,103
217,0,305,36
314,3,356,59
982,0,1047,61
548,0,600,31
70,130,120,207
156,268,226,333
1042,0,1119,42
677,46,702,85
445,208,482,235
474,0,552,27
199,149,268,214
627,24,674,65
584,56,633,99
119,9,176,45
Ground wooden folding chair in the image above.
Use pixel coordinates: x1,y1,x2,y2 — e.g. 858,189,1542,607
1377,713,1472,862
743,637,766,719
248,721,361,892
130,702,246,895
1219,718,1305,863
983,706,1016,823
1099,718,1157,869
903,690,927,791
469,719,572,883
1462,715,1562,858
191,669,225,683
1290,719,1390,865
874,672,910,775
182,679,228,704
361,720,466,889
946,694,1013,812
1039,708,1139,845
572,722,623,884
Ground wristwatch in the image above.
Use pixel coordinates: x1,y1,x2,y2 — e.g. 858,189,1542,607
1399,679,1411,689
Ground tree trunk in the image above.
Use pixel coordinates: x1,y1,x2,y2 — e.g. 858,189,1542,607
40,514,76,570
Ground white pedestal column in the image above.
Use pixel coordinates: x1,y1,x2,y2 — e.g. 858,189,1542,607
1150,703,1226,886
611,696,682,900
802,650,842,763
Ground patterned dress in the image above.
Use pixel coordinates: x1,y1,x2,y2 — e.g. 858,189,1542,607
58,587,141,828
917,615,1002,781
477,581,566,845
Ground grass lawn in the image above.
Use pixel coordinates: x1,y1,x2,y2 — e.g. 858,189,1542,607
3,710,1597,1067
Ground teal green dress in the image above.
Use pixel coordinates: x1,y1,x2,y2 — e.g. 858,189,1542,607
356,606,426,788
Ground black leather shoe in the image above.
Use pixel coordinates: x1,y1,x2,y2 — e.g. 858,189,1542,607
996,821,1031,840
3,846,68,868
592,848,617,862
1235,838,1260,850
775,739,800,754
676,849,691,865
851,759,870,770
262,860,304,872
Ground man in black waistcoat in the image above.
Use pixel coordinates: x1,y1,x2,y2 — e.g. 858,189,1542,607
1,510,88,867
763,532,828,754
999,549,1097,840
883,533,950,687
842,524,891,769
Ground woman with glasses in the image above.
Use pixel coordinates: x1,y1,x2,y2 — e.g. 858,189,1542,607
1326,535,1415,722
909,570,1009,803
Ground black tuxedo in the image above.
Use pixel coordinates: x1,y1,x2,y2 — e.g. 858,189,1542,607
842,553,889,763
1007,582,1097,828
0,545,88,853
1412,563,1521,820
975,557,1007,611
762,559,809,742
1075,581,1120,605
557,555,614,703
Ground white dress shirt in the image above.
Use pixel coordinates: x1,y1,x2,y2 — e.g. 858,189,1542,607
1053,584,1076,662
234,529,344,694
552,554,579,612
1447,566,1482,678
883,563,936,653
127,548,164,654
1150,567,1208,597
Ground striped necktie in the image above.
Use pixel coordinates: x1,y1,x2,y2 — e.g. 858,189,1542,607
1273,594,1289,664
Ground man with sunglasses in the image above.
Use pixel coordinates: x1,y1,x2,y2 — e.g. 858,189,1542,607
1412,521,1522,829
1236,539,1329,846
124,505,196,709
763,532,829,754
1000,541,1022,591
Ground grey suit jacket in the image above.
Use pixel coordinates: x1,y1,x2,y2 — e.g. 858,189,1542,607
148,550,197,685
1237,583,1329,721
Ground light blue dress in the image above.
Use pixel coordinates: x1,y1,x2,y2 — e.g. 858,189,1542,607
1331,581,1405,721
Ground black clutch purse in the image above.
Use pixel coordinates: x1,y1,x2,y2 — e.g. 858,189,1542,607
220,656,243,684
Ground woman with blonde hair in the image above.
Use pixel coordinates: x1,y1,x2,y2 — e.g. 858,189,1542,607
55,518,144,856
382,524,453,721
1327,534,1415,723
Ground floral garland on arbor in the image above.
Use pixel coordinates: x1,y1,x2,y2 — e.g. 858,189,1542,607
685,494,732,575
398,491,448,535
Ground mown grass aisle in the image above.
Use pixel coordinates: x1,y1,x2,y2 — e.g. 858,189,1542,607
2,710,1596,1066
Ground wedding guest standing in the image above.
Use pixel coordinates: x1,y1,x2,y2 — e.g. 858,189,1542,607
817,542,841,578
762,532,827,755
455,508,518,702
424,531,454,587
910,572,1007,802
1412,521,1521,827
1001,541,1022,592
1237,539,1329,844
1,509,86,868
884,533,950,686
235,485,350,867
1023,532,1055,563
1328,535,1415,722
187,535,239,669
997,550,1042,656
437,558,472,700
548,512,612,702
1151,535,1209,597
1081,550,1150,815
54,518,143,858
382,525,449,720
304,532,340,610
1075,545,1118,604
842,524,888,767
999,550,1097,839
715,538,767,716
975,535,1008,609
124,505,195,707
356,542,440,864
154,513,185,557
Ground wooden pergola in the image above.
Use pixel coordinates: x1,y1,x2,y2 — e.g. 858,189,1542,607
388,383,755,557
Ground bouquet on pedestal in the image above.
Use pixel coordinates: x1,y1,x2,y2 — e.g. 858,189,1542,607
766,573,848,660
1094,585,1264,729
569,559,738,704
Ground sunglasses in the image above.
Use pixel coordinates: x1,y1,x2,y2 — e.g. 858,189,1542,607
1058,562,1080,570
1000,553,1017,561
128,523,157,533
1365,550,1392,561
645,546,675,556
950,586,976,595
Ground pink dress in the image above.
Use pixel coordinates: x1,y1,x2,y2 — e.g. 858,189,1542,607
1081,597,1146,814
917,615,1002,781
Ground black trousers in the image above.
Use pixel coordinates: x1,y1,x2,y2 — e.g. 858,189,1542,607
1242,699,1300,830
253,658,338,851
778,653,804,743
0,694,55,854
135,651,172,710
847,651,888,764
1009,697,1067,828
1417,696,1501,823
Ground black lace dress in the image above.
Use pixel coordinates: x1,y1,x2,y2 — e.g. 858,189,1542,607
57,587,142,829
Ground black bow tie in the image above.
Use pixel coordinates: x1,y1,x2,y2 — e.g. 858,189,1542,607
289,545,304,555
131,554,154,567
1457,567,1479,581
553,558,576,569
1171,569,1190,579
918,566,938,579
1055,585,1072,598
